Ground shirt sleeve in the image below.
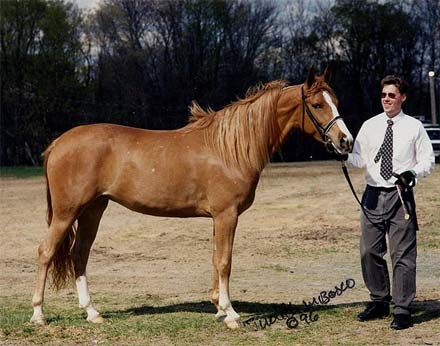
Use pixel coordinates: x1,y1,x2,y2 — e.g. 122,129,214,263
346,123,367,168
412,124,435,178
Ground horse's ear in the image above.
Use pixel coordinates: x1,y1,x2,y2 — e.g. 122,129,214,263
306,65,315,88
323,64,332,83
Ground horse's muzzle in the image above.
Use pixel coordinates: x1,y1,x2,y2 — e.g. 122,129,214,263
326,135,352,154
339,135,352,153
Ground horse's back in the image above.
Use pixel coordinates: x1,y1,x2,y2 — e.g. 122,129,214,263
44,123,258,218
50,123,151,144
46,124,135,169
44,124,212,215
45,123,191,185
44,124,129,209
46,123,181,161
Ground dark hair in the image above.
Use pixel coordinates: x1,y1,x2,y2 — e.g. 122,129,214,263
381,75,409,95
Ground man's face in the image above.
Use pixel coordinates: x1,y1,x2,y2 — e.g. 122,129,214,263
381,84,406,118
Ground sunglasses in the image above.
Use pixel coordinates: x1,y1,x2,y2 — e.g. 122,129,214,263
381,92,397,99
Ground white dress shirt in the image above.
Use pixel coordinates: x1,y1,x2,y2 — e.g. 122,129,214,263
347,111,435,187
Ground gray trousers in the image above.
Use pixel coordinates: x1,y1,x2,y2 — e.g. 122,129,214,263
360,185,418,315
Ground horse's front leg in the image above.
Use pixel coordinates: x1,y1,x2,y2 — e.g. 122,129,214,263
212,209,240,329
211,228,227,321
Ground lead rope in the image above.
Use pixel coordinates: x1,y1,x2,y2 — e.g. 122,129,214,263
341,161,363,207
340,161,391,225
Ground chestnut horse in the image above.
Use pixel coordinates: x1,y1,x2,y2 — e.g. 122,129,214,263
31,66,353,329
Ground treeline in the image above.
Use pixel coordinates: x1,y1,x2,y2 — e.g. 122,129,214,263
1,0,439,166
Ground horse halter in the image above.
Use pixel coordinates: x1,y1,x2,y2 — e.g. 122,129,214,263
301,85,343,149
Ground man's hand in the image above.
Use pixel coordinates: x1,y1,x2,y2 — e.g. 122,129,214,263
393,170,416,189
332,153,348,162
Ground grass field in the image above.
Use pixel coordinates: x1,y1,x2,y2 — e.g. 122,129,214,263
1,162,439,345
0,167,44,179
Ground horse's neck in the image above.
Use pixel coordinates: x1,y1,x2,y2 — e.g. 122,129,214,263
183,84,300,174
269,86,303,154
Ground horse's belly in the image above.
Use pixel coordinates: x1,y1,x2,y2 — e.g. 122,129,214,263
106,178,210,218
115,201,209,218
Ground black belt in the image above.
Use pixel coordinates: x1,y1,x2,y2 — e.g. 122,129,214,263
366,185,397,192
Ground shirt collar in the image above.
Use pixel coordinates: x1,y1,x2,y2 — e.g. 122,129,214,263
382,111,405,124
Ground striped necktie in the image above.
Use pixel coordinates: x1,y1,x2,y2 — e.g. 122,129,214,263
374,119,394,180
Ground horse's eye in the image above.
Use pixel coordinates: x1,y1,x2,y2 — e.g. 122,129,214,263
312,103,321,109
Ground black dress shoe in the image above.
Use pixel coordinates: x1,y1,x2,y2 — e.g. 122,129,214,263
390,314,411,330
357,302,390,321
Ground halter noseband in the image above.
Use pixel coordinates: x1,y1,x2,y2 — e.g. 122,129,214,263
301,85,343,145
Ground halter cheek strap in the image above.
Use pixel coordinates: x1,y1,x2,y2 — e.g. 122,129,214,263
301,86,343,144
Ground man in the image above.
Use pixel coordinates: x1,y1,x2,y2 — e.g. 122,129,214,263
339,75,435,329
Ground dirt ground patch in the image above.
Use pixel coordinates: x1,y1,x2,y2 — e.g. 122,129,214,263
1,162,439,345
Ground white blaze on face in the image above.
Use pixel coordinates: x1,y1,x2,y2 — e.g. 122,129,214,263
322,91,353,142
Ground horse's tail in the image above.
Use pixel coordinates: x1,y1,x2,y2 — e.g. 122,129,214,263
43,140,76,290
43,143,54,227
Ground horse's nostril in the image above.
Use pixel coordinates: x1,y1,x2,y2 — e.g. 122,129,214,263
340,136,352,150
340,136,347,147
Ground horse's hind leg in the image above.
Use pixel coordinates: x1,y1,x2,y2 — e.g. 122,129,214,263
73,197,108,323
31,217,76,325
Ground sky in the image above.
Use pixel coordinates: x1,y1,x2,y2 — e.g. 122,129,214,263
72,0,336,11
74,0,100,10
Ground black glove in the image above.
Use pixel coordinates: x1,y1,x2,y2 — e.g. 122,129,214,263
393,170,416,189
332,153,348,162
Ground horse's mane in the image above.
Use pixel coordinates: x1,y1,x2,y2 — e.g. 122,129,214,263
183,80,288,172
303,76,336,99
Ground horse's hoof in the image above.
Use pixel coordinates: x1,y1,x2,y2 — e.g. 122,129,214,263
225,318,241,330
30,316,46,326
87,315,105,324
215,310,227,321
